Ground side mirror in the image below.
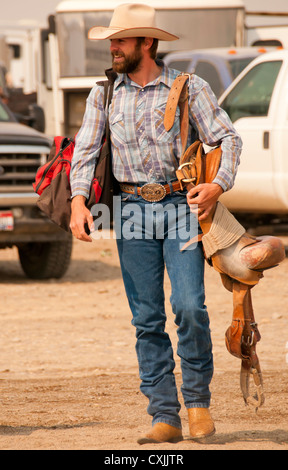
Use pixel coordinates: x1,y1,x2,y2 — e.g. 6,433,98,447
27,103,46,133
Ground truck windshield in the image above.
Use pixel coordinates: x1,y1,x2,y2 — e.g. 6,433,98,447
221,60,283,122
56,9,240,77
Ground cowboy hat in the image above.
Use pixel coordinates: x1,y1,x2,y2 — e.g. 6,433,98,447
88,3,179,42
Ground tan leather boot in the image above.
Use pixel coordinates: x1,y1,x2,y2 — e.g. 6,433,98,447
188,408,215,440
137,422,183,445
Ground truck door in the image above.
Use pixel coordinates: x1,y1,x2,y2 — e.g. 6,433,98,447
220,59,283,212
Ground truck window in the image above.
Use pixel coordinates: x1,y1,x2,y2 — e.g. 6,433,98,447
166,60,191,72
228,57,257,80
221,60,282,122
194,61,223,97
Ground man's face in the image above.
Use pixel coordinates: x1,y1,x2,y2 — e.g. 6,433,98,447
110,38,143,74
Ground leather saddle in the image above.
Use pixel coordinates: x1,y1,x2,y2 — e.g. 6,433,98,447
164,74,286,410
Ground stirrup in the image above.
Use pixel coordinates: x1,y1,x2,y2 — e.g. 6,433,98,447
240,364,265,411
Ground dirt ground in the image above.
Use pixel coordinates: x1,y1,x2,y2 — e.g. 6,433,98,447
0,233,287,451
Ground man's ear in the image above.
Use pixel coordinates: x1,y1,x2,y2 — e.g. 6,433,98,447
143,37,154,50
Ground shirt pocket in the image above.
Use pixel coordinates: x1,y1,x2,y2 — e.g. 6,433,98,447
110,112,126,145
154,103,180,143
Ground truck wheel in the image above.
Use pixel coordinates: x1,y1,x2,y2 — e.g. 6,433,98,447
18,237,73,279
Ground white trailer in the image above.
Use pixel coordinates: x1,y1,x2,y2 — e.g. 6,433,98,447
245,10,288,48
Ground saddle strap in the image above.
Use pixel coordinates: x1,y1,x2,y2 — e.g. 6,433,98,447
225,281,265,410
225,282,261,362
164,74,190,154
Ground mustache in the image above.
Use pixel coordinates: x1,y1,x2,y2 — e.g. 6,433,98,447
111,51,125,58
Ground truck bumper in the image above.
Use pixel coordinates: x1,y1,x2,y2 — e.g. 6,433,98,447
0,194,71,245
0,218,71,244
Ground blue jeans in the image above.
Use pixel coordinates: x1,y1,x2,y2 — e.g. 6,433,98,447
116,190,213,429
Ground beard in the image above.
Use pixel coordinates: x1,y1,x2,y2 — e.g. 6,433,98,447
111,42,143,74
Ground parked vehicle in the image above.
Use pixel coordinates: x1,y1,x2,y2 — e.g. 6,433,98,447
0,97,72,279
218,49,288,234
163,47,270,97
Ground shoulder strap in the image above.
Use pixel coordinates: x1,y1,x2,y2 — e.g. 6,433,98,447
96,79,114,143
92,79,115,165
104,80,113,141
164,74,191,154
97,79,114,111
97,66,117,111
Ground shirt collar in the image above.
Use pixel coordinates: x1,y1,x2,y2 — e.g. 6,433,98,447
113,60,175,90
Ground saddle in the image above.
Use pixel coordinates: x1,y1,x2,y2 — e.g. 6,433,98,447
165,74,286,410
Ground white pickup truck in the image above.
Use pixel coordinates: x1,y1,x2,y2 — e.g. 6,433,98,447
218,49,288,235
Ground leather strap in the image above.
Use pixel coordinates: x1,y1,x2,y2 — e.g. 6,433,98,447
164,74,191,153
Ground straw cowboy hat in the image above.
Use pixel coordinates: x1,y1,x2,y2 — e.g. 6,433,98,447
88,3,179,42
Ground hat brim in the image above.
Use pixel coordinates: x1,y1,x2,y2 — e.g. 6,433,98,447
88,26,179,42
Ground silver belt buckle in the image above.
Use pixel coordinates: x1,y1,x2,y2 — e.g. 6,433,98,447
140,183,167,202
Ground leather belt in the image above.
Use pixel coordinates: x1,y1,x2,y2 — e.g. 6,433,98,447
119,181,182,202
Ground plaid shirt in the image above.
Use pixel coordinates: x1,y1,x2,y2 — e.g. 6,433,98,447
70,63,242,199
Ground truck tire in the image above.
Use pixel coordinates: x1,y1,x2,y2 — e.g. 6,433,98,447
18,236,73,279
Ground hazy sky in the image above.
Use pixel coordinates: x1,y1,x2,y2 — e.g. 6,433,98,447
1,0,287,24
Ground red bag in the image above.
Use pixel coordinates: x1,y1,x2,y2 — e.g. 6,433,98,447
33,136,77,196
33,78,118,232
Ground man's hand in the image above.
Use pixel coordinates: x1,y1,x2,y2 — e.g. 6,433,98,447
70,195,94,242
187,183,223,221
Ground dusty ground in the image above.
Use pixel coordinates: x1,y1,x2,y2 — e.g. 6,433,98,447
0,233,287,451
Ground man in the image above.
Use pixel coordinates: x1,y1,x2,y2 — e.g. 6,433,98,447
70,3,242,444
